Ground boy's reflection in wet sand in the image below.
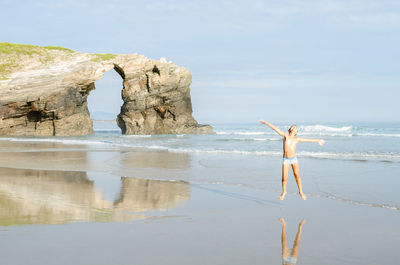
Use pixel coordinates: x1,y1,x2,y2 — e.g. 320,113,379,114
280,218,305,265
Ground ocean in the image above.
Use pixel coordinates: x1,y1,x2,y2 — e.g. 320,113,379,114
3,121,398,162
93,121,399,163
0,121,399,211
1,121,399,265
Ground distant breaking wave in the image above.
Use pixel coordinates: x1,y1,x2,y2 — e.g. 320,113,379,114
165,148,400,162
0,137,111,146
356,133,400,138
299,125,352,132
216,131,267,135
216,137,281,142
1,137,399,162
217,125,400,138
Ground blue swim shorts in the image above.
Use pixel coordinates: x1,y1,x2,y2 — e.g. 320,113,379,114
283,156,298,165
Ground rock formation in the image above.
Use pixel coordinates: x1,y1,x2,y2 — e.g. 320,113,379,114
0,43,213,136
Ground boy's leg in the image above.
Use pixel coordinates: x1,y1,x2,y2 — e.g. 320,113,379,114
292,162,306,200
290,219,306,258
279,218,289,259
280,163,289,200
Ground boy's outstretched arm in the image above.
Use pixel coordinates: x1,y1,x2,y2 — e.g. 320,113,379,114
298,137,325,146
259,120,286,137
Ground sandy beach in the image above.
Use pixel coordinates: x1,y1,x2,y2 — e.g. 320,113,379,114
0,140,399,265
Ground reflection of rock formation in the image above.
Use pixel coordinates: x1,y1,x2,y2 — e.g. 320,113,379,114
115,177,190,212
0,150,89,171
0,167,190,226
121,151,190,169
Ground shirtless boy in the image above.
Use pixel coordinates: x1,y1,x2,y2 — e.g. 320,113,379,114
259,120,325,200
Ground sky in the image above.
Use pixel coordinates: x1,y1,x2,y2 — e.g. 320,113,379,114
1,0,400,124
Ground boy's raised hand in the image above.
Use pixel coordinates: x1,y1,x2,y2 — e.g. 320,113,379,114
318,139,325,146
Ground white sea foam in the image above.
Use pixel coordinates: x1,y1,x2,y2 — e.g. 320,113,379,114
217,125,354,137
356,133,400,138
299,132,400,138
122,135,152,138
217,137,281,142
215,131,230,135
2,136,397,161
139,146,400,161
216,131,269,136
298,132,354,137
167,148,282,156
296,151,400,161
314,193,400,211
234,131,266,135
253,138,281,141
0,137,111,146
93,129,121,132
299,125,353,132
217,125,400,138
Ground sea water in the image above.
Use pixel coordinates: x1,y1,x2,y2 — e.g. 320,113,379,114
2,122,399,162
0,121,399,210
41,121,400,163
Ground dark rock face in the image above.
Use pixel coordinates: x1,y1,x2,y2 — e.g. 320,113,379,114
116,57,213,134
0,53,213,136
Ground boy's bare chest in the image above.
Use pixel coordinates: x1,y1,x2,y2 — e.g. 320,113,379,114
283,137,297,150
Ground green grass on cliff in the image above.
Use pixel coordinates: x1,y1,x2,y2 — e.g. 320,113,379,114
0,42,74,55
0,42,117,80
0,42,76,80
91,53,117,62
42,46,75,52
0,62,17,79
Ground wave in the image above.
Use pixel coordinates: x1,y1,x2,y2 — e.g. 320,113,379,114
299,132,354,137
94,129,121,132
0,137,112,146
216,125,355,137
313,192,400,211
300,132,400,138
162,147,400,162
216,137,281,142
299,125,352,132
296,151,400,161
356,133,400,138
216,131,269,135
167,148,283,156
253,138,280,141
217,127,400,138
122,135,152,138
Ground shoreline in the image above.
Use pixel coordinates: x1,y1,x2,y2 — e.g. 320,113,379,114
0,138,399,264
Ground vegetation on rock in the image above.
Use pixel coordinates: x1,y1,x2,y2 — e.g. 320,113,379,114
0,42,75,80
0,42,116,80
91,53,117,62
0,42,74,55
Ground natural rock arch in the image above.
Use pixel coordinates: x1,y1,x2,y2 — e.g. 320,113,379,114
88,65,125,128
0,45,213,136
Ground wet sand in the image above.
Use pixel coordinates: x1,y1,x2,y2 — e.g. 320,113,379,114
0,141,399,264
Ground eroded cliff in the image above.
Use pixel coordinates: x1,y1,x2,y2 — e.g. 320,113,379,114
0,42,213,136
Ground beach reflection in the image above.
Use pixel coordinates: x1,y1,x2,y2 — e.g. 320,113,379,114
0,167,190,226
120,151,190,169
280,218,305,265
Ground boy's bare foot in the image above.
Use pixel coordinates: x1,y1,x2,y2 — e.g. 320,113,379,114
279,192,287,200
279,218,286,225
299,219,306,226
299,192,307,200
